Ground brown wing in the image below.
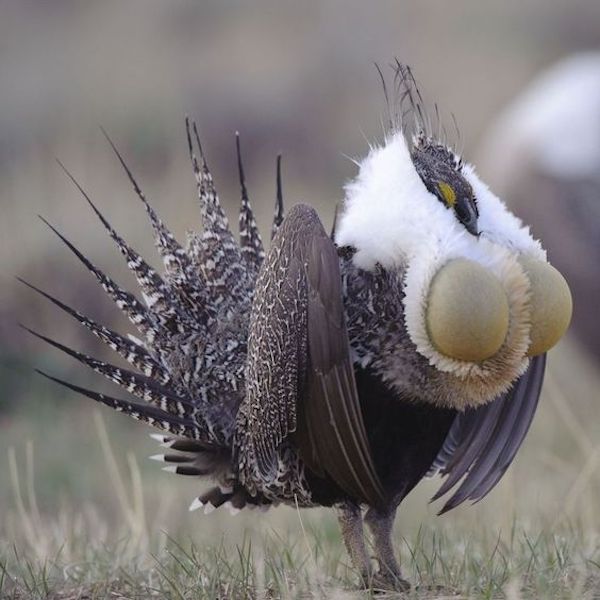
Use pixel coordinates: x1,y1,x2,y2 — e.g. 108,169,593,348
237,203,384,506
428,354,546,514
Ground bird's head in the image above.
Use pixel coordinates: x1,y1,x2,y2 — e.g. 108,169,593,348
335,66,572,409
411,138,479,237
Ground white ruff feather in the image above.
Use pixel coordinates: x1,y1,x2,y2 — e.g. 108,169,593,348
189,497,204,512
336,132,544,268
336,132,547,374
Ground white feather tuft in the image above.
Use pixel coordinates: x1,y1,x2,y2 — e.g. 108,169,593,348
149,433,167,443
336,132,444,270
149,454,165,462
336,130,546,377
162,465,177,473
149,433,175,448
203,503,216,515
336,131,544,271
189,498,204,512
462,163,545,261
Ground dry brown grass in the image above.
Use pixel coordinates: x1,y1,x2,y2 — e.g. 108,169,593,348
2,341,600,598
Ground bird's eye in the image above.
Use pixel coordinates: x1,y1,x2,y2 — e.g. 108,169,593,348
437,182,456,207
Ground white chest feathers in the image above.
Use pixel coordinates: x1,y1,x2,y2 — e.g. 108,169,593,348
336,132,571,406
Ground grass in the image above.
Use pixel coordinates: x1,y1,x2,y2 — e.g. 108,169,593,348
2,338,600,598
2,9,600,594
1,515,600,598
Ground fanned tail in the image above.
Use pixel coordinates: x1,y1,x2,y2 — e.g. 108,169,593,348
25,123,288,513
185,119,249,317
23,326,198,421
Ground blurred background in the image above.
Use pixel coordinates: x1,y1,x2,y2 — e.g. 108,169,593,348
1,0,600,592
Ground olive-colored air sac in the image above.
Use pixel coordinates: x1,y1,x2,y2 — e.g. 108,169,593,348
426,259,510,362
520,257,573,357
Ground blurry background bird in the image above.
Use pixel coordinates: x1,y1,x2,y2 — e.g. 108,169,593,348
478,53,600,363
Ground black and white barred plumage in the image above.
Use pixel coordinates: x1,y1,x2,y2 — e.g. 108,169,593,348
25,120,282,511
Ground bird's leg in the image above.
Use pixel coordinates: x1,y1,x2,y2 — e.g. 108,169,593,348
337,502,373,585
364,506,410,592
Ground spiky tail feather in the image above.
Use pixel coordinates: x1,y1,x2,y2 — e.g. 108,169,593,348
188,484,272,515
25,121,286,513
17,278,170,384
36,369,200,439
272,154,284,240
57,160,194,335
23,326,198,419
236,132,265,272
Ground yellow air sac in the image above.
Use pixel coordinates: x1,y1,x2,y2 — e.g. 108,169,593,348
520,257,572,356
426,259,509,362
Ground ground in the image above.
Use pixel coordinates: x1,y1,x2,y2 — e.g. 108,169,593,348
1,341,600,599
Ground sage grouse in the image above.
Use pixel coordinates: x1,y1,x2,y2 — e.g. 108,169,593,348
24,67,572,591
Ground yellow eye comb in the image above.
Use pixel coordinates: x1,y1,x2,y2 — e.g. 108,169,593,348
437,182,456,207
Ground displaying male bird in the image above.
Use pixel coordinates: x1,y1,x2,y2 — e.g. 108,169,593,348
23,65,572,591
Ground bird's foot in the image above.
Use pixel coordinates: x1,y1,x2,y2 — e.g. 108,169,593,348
363,571,411,594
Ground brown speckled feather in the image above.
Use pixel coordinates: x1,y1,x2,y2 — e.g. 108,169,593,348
235,204,383,506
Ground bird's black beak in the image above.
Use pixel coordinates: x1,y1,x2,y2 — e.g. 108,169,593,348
455,198,479,237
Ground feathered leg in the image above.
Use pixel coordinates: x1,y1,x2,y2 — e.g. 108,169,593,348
337,502,373,585
364,506,410,592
